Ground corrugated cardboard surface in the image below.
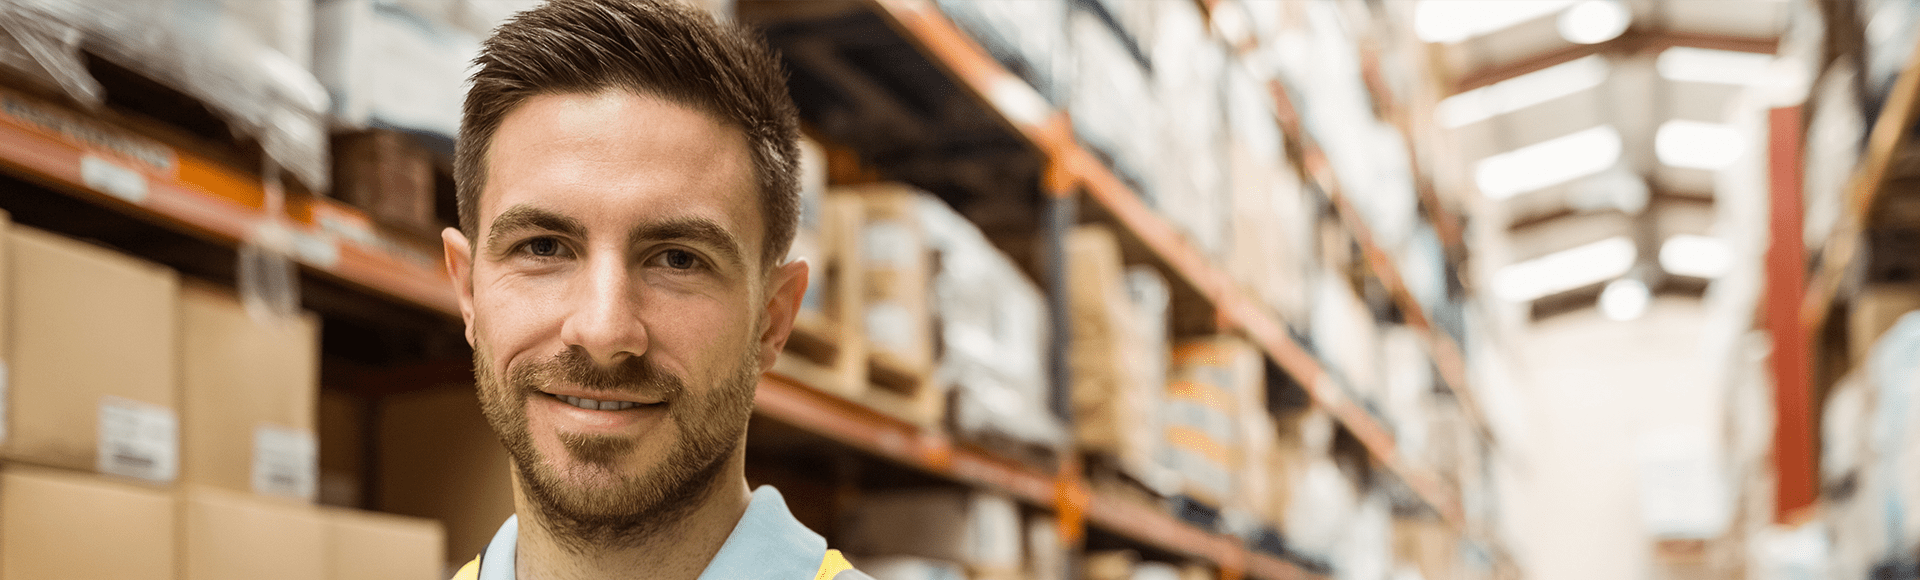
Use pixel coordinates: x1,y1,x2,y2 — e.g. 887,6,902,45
326,507,446,580
181,486,326,580
178,283,320,498
1,465,176,580
376,385,514,569
6,226,178,472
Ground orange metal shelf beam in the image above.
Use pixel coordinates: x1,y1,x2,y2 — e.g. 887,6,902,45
0,87,457,317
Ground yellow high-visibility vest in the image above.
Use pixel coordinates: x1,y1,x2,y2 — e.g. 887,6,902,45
449,548,855,580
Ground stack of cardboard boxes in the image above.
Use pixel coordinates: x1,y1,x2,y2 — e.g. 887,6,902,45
0,211,445,579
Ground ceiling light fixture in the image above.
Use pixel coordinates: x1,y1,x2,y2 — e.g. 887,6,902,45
1558,0,1631,44
1475,125,1622,199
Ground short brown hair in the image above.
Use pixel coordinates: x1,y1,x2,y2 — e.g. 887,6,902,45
456,0,801,266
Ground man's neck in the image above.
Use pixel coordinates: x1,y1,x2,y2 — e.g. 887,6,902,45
510,460,754,580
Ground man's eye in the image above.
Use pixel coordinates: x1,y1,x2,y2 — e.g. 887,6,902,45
662,249,698,270
525,237,561,257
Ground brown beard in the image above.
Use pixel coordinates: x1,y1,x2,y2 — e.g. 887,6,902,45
472,342,760,552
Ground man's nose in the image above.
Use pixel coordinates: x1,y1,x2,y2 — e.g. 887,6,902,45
558,251,649,366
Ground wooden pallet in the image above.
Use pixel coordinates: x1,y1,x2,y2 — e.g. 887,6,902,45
770,192,940,428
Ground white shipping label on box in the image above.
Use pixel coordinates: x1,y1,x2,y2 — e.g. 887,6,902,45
861,221,916,267
253,424,319,499
97,396,179,482
865,302,916,350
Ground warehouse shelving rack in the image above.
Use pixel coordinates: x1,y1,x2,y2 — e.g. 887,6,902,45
0,1,1509,578
1772,32,1920,523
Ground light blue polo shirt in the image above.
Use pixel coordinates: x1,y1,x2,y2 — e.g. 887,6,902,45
472,486,870,580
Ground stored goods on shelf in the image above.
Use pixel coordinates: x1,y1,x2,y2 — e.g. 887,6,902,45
7,225,179,482
325,506,448,580
1311,268,1386,407
374,385,514,570
789,136,831,319
179,283,321,500
0,0,330,190
1282,411,1358,566
182,486,328,580
1162,336,1262,509
1393,518,1456,580
1024,513,1066,580
839,488,1025,577
1863,0,1920,107
1801,62,1865,252
844,185,935,378
1850,285,1920,364
314,0,478,139
331,129,442,235
0,465,177,580
1080,550,1137,580
1225,138,1314,326
1068,225,1173,493
853,556,968,580
1067,7,1158,202
1148,0,1231,260
1380,326,1433,463
932,0,1070,105
921,194,1061,458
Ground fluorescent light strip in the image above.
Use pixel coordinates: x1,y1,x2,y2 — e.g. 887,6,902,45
1475,125,1622,199
1438,55,1609,128
1656,120,1746,170
1656,47,1774,86
1659,234,1731,279
1493,236,1636,302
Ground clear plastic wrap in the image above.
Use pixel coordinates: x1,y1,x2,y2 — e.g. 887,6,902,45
314,0,480,140
1068,8,1157,202
0,0,331,191
918,196,1063,453
934,0,1070,106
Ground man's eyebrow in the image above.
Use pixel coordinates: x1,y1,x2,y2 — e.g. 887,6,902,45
629,217,744,267
485,205,587,255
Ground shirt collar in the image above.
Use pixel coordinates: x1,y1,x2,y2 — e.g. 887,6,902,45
479,485,824,580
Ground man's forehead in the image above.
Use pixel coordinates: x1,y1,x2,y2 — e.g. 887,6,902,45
477,90,766,261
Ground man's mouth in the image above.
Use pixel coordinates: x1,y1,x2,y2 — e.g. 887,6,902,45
553,393,644,411
535,388,668,412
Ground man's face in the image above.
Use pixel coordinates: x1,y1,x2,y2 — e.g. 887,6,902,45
443,89,803,544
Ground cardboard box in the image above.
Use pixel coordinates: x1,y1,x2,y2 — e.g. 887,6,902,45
316,389,366,508
1849,284,1920,365
1,465,177,580
6,226,180,481
181,486,327,580
1164,336,1260,507
839,488,1022,574
840,185,933,374
178,283,320,500
1066,226,1173,491
326,507,447,580
376,385,515,569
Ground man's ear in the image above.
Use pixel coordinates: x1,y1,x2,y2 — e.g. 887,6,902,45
756,258,809,373
442,227,478,345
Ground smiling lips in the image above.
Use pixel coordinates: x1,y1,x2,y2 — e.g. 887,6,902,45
553,393,647,411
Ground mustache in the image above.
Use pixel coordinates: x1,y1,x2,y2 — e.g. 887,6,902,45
510,347,686,400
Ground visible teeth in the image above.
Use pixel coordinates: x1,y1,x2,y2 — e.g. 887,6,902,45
555,394,639,411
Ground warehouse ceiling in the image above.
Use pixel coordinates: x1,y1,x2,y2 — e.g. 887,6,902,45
1423,0,1788,318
